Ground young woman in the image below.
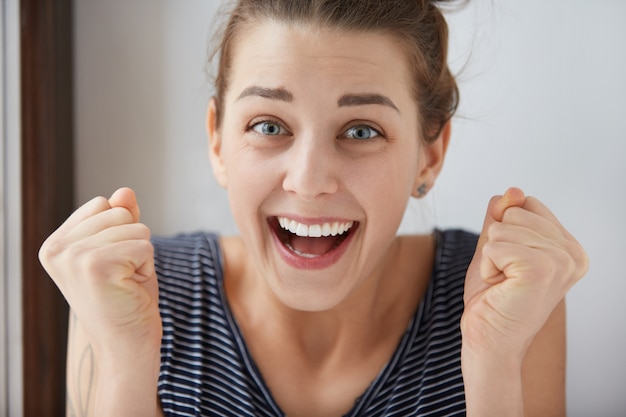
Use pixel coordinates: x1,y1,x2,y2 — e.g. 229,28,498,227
39,0,588,416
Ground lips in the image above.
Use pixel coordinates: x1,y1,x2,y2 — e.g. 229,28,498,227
269,216,358,269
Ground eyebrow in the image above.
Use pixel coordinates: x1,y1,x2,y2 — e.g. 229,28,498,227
236,86,293,102
338,93,399,113
236,86,399,113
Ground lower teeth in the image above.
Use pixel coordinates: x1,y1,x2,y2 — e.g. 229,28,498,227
285,243,322,259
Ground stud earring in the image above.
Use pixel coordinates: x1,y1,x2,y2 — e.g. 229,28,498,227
417,183,428,198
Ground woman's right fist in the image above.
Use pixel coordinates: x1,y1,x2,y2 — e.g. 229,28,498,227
39,187,162,356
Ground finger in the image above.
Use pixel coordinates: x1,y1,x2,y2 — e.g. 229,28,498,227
476,187,527,252
483,239,581,292
66,206,136,241
108,187,140,223
81,238,155,285
520,197,561,225
490,220,588,288
40,196,113,265
492,187,526,222
523,197,589,276
88,222,152,247
485,227,584,287
499,206,564,241
51,195,112,237
98,239,155,283
487,221,553,250
480,241,544,285
474,188,526,284
66,188,141,240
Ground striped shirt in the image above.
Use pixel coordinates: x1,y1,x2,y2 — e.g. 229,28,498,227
154,229,478,416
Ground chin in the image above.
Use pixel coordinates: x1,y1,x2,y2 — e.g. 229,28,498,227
267,270,356,313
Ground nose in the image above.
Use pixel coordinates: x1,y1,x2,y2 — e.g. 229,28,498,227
282,136,339,200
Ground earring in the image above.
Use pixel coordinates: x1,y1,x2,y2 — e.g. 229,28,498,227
416,183,428,198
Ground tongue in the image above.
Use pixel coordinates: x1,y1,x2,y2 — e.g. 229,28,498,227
289,235,340,256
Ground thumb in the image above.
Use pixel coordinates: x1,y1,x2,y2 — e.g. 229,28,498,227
475,187,526,283
108,187,141,223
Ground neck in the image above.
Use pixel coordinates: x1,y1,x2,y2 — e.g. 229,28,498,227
222,234,434,362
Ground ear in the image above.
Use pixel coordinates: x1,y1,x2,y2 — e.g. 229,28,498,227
411,120,451,198
207,98,228,188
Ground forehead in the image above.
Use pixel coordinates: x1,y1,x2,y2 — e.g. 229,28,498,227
226,21,414,102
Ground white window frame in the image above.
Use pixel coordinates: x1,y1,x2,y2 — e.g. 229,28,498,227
1,0,23,415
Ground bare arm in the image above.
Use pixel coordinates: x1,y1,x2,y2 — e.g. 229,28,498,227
521,299,567,417
66,311,95,417
39,188,165,417
66,311,164,417
462,189,587,416
462,300,567,417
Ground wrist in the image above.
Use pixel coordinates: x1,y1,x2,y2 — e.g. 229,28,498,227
94,348,162,417
461,347,524,417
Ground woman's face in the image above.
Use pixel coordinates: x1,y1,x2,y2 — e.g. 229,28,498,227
209,21,443,311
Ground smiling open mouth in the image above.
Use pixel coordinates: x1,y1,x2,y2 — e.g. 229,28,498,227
269,216,358,259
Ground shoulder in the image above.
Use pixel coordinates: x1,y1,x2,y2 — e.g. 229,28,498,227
426,229,479,309
152,231,221,257
152,231,222,270
434,229,479,275
152,231,224,298
436,228,479,255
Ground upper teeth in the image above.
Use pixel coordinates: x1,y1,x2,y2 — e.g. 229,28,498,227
277,217,354,238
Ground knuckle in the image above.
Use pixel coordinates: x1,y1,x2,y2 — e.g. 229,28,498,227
87,195,112,214
548,246,580,286
134,223,152,240
134,237,154,254
77,248,108,279
486,221,503,239
38,237,55,264
92,195,109,206
480,240,497,260
110,206,134,224
144,240,156,259
39,235,72,270
488,195,501,206
567,240,590,278
501,206,522,224
65,243,90,268
524,196,540,205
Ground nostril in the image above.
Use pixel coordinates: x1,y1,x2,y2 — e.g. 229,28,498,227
282,169,339,200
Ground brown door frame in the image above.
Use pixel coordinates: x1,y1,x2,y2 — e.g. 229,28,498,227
21,0,74,415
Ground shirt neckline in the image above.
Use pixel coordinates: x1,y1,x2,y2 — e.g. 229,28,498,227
207,230,443,417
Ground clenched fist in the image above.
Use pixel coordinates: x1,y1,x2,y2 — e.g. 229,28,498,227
462,187,588,360
39,187,162,358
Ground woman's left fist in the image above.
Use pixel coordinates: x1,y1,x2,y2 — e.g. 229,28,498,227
462,187,589,358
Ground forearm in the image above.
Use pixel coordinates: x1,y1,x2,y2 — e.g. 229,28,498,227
95,350,162,417
67,312,163,417
461,347,525,417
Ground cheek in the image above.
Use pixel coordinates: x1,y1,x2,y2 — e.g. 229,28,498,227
223,148,281,224
358,151,418,202
375,151,419,213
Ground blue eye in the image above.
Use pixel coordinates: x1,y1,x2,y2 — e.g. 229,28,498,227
252,121,287,136
344,125,380,140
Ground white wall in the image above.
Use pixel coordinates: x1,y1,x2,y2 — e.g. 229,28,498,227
74,1,626,415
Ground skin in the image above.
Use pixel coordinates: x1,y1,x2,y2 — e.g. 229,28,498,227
38,21,588,417
208,23,444,311
207,23,447,415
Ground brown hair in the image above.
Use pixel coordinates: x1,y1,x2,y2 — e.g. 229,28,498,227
210,0,460,143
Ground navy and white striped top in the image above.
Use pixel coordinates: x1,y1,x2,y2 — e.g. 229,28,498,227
153,229,478,416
